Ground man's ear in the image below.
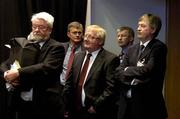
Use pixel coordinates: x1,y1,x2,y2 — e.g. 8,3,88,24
67,32,70,38
151,27,156,34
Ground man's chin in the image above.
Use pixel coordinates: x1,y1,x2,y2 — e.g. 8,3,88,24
74,40,82,43
137,35,142,39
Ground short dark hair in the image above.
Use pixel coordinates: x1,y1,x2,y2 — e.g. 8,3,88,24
117,26,135,38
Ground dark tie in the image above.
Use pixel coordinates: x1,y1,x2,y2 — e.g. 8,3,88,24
77,53,92,109
138,45,145,59
65,46,76,80
127,45,145,98
119,51,124,63
28,40,40,48
140,45,145,51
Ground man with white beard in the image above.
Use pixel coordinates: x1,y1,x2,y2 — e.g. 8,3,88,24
2,12,65,119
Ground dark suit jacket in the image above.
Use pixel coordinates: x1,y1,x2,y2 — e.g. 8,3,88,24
115,39,168,119
1,37,65,118
0,68,7,119
64,48,119,119
60,41,85,53
59,41,85,94
60,42,72,53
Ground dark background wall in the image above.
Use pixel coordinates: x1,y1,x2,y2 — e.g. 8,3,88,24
0,0,87,63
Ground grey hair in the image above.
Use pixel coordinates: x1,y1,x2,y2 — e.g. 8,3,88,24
31,12,54,28
86,25,106,45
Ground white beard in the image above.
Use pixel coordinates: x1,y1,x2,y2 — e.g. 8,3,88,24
27,32,44,42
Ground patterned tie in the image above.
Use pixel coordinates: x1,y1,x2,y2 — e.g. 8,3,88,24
138,45,145,59
119,51,124,64
65,45,75,80
77,53,92,109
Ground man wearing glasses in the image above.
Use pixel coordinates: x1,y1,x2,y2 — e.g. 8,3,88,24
2,12,65,119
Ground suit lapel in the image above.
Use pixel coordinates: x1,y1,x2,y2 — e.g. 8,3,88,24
138,39,156,62
84,49,104,85
63,43,69,53
139,47,150,61
134,44,141,63
75,52,86,83
40,39,49,51
38,39,51,62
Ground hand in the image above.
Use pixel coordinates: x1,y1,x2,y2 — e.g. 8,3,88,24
88,106,96,114
11,79,20,87
4,69,19,83
131,79,144,85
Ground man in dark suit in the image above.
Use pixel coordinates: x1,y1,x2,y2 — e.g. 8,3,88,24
116,26,134,63
0,37,41,119
115,13,168,119
63,25,119,119
60,21,84,85
3,12,65,119
115,26,134,119
59,21,85,118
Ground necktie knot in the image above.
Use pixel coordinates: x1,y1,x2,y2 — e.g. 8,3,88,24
71,45,76,53
119,51,124,63
119,51,124,57
87,53,92,59
27,40,40,49
140,45,145,51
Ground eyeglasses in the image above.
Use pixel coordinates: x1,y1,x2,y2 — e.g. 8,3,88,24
32,25,48,31
84,34,100,40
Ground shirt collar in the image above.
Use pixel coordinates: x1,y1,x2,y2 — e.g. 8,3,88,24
140,40,151,48
86,48,101,58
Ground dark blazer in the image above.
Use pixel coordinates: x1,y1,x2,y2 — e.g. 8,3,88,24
0,68,7,119
115,39,168,119
60,42,71,53
64,48,119,119
19,38,65,116
60,41,85,53
1,38,65,118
